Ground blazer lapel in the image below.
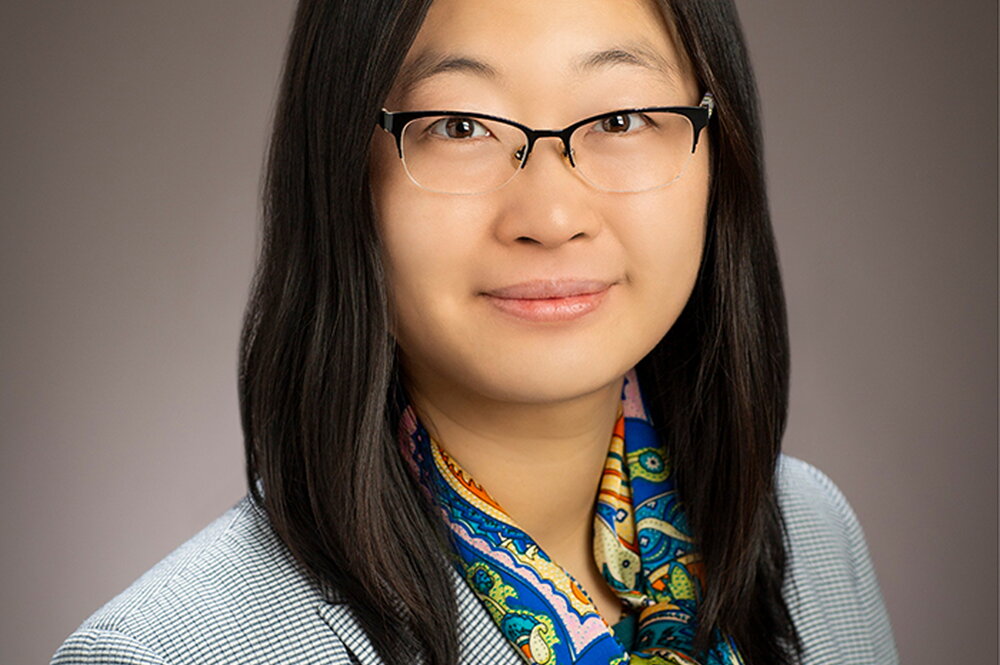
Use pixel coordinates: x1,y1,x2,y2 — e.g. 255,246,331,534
318,566,523,665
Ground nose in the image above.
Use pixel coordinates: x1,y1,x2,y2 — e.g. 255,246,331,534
492,137,602,248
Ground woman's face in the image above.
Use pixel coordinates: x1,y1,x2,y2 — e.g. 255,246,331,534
370,0,709,404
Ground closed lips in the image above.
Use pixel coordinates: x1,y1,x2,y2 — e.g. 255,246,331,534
483,279,613,299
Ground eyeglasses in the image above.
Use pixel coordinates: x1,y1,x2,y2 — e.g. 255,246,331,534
376,92,713,195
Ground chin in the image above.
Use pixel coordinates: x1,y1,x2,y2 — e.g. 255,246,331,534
461,352,636,405
398,316,670,406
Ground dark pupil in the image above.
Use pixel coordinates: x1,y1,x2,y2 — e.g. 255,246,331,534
602,114,630,132
446,118,475,138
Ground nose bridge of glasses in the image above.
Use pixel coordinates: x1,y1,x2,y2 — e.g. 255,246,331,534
518,128,575,169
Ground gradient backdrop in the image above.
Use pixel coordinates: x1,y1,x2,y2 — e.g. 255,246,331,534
2,1,996,663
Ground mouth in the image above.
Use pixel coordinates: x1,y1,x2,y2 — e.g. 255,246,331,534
481,279,615,322
483,279,613,299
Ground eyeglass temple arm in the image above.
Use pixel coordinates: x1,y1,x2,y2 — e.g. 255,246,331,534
376,109,407,158
377,109,394,133
689,92,715,151
700,92,715,118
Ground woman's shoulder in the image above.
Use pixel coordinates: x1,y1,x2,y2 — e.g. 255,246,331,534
51,496,354,665
774,454,899,664
775,453,863,537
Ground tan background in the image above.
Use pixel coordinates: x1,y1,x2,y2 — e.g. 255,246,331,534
1,1,996,663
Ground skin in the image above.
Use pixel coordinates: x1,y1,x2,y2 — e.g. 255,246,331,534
369,0,710,624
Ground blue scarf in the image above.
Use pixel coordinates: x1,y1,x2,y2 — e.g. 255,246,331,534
398,370,743,664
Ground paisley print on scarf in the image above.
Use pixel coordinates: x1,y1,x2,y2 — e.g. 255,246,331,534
398,369,744,664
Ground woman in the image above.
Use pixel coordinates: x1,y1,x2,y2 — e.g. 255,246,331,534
52,0,897,664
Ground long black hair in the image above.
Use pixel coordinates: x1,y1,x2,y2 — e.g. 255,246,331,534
239,1,802,664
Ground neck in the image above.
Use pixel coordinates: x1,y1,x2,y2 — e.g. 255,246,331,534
404,372,624,560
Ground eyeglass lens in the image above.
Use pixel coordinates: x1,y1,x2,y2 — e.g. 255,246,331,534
399,111,697,194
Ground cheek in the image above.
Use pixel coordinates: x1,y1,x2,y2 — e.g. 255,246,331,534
614,161,709,332
631,208,705,295
369,134,491,335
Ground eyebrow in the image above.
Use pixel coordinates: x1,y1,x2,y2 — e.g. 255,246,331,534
573,43,680,81
394,42,681,100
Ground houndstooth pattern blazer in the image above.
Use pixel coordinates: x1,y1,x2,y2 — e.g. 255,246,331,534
52,456,898,664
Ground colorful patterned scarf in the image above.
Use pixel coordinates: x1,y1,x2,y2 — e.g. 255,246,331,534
398,370,744,664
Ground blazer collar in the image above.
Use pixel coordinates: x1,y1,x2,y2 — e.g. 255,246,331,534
317,565,523,665
242,495,517,663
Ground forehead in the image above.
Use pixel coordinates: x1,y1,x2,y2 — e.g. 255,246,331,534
392,0,695,105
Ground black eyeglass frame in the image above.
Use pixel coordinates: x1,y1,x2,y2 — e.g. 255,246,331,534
376,92,714,176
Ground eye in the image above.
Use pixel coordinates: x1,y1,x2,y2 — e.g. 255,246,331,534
428,116,492,140
593,112,652,134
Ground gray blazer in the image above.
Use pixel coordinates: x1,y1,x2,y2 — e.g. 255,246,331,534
52,456,898,664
